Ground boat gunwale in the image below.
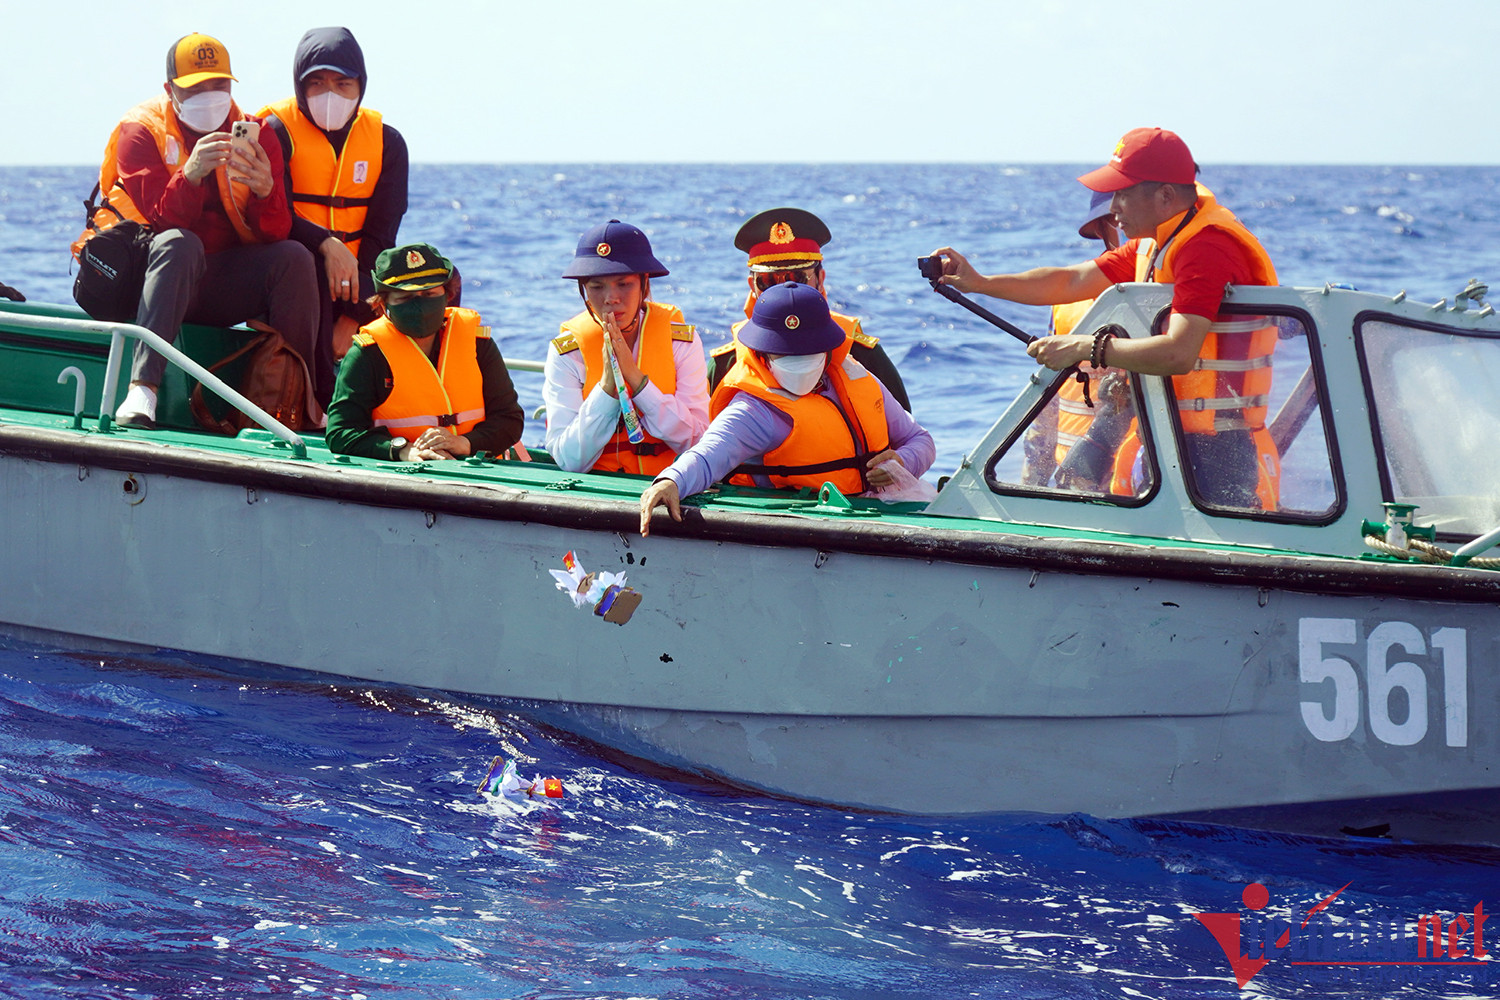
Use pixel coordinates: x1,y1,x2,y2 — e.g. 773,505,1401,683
5,421,1497,604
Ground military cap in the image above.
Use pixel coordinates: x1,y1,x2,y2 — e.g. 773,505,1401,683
373,243,454,291
734,207,832,272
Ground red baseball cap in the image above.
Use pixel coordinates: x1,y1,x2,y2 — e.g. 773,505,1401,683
1078,128,1197,192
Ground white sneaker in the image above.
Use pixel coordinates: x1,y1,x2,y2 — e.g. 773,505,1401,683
115,384,158,429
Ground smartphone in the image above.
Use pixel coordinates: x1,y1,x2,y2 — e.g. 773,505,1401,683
230,119,261,150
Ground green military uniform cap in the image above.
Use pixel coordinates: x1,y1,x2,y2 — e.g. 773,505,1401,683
374,242,454,291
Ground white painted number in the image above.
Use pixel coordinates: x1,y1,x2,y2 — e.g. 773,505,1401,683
1298,618,1469,748
1299,617,1358,742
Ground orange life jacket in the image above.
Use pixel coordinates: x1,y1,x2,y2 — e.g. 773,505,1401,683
554,301,694,476
73,95,257,257
259,97,383,257
710,335,889,494
1108,420,1282,512
357,307,487,440
1131,188,1280,437
1049,298,1104,464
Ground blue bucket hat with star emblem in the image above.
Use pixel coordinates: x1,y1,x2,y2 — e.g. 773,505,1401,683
561,220,669,279
737,281,844,355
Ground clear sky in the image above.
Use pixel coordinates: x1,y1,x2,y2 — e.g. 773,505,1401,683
4,0,1496,166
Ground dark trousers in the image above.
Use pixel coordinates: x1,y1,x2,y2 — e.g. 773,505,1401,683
131,229,323,404
1184,431,1260,509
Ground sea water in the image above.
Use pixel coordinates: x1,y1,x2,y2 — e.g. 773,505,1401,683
1,164,1498,998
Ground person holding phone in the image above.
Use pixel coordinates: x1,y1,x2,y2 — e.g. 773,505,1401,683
260,27,410,408
543,220,710,475
78,32,319,429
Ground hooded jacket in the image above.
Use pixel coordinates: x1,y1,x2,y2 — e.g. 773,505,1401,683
261,27,410,299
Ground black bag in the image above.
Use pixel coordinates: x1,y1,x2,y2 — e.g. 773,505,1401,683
72,183,154,323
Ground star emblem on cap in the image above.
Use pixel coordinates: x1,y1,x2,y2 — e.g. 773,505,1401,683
784,315,800,330
596,242,612,257
769,222,794,245
406,249,424,268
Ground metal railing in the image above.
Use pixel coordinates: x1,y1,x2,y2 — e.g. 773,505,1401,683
4,312,308,460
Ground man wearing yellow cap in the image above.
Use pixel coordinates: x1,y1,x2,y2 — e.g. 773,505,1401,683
710,207,911,412
76,32,320,430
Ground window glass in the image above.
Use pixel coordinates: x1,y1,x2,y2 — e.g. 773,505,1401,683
1359,319,1500,535
1178,312,1339,519
989,366,1157,502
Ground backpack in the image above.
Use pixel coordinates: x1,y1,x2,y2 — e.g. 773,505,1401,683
189,328,321,434
72,183,154,323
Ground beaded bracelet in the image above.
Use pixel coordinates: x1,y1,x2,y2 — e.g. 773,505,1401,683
1090,327,1117,369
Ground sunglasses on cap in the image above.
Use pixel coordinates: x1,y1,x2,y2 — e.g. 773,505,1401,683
753,265,822,292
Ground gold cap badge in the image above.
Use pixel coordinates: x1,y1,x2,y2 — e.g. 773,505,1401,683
769,222,794,245
596,242,612,257
406,249,424,268
784,314,800,330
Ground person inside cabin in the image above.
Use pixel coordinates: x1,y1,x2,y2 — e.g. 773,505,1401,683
639,281,935,536
931,127,1279,509
85,32,319,430
325,242,523,461
260,27,409,407
1022,189,1125,487
708,207,911,411
543,220,710,475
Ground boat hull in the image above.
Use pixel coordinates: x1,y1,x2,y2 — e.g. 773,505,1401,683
6,424,1498,842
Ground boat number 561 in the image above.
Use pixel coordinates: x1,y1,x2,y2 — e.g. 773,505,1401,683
1299,618,1467,747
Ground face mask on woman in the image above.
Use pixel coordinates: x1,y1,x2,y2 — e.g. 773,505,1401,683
307,90,358,131
768,352,827,396
174,91,232,133
386,294,447,339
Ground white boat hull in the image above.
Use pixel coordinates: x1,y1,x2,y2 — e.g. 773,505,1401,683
7,429,1497,842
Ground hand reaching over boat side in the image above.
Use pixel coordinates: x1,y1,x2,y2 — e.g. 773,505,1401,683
640,478,682,537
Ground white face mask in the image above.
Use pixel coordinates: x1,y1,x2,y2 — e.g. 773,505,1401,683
307,90,359,131
174,90,232,133
768,353,827,396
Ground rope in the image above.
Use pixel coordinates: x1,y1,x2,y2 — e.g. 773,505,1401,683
1363,535,1500,570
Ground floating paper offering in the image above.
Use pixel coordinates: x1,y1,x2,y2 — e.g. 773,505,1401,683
548,550,642,624
477,755,564,801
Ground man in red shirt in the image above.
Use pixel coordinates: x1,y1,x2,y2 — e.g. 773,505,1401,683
94,33,319,428
931,127,1278,508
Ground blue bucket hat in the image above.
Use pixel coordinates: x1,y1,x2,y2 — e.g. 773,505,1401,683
561,220,669,279
1079,189,1115,239
737,282,845,355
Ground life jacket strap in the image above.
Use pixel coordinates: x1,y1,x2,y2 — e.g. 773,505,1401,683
294,193,375,209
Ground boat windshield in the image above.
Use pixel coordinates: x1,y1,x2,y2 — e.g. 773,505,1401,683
987,366,1159,504
986,308,1341,521
1359,318,1500,537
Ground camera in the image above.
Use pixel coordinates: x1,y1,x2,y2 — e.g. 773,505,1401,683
917,255,944,282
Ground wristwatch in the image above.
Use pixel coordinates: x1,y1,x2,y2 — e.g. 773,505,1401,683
389,436,408,460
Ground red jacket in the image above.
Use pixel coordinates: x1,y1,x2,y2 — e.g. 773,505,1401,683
112,100,292,253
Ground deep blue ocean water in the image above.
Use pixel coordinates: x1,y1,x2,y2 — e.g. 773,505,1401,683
2,164,1499,998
